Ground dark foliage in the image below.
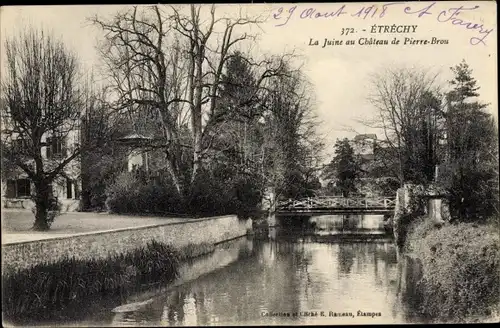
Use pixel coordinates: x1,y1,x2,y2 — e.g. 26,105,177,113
441,60,499,221
106,165,265,218
323,138,360,196
406,219,499,322
105,170,184,215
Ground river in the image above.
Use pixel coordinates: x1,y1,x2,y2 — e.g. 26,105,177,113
53,215,425,326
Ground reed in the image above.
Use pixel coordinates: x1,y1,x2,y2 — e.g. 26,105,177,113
177,242,215,260
2,240,180,324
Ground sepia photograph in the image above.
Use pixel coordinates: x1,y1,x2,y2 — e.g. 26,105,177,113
1,1,498,326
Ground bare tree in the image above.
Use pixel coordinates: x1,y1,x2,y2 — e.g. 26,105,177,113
259,61,323,202
169,4,271,182
1,28,85,230
79,82,123,211
367,66,444,186
90,6,188,196
91,4,291,197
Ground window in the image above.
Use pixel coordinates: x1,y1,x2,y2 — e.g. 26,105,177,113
6,180,16,198
46,135,65,158
5,179,31,198
17,179,31,197
12,138,27,153
66,178,73,199
74,181,80,199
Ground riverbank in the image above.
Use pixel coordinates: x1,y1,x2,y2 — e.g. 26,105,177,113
2,213,252,325
2,214,251,273
404,217,500,323
2,240,180,324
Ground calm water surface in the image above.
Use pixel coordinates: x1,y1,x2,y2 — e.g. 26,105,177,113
72,215,423,326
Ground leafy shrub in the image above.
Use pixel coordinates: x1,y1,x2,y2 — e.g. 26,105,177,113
187,168,237,216
404,216,437,253
233,172,264,218
440,163,499,222
104,171,139,213
187,166,264,217
105,171,182,214
406,219,500,322
106,164,265,217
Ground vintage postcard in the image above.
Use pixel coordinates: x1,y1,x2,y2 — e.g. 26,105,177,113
1,1,498,326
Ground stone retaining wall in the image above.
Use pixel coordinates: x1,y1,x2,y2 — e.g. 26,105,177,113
393,184,451,249
2,215,252,274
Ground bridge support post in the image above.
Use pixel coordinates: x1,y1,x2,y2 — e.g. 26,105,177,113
423,187,450,225
267,186,277,228
267,212,277,227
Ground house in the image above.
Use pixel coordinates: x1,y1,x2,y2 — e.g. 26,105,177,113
1,124,81,211
116,133,153,172
350,133,377,159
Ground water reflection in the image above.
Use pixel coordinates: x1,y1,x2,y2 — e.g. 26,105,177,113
105,231,421,326
272,214,392,244
310,214,387,233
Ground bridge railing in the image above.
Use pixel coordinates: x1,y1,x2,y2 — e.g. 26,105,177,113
277,196,396,210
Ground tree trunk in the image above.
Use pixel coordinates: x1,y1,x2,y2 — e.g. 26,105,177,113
80,187,91,211
165,154,183,198
80,165,91,210
191,71,203,183
192,113,202,182
33,180,51,231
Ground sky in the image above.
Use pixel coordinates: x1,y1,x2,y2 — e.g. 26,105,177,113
1,2,497,161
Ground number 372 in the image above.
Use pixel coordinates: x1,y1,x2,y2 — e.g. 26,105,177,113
341,28,354,35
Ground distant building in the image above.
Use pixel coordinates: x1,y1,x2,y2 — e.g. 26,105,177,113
350,134,377,160
116,133,153,172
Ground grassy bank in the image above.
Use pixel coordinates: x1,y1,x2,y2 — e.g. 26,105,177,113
405,218,500,323
2,240,181,324
178,242,215,260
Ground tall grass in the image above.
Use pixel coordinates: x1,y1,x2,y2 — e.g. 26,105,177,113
178,242,215,261
405,218,500,322
2,240,180,324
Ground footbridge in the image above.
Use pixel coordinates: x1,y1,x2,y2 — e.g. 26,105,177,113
275,196,396,216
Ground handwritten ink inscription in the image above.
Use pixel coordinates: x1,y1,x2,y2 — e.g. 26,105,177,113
272,2,494,46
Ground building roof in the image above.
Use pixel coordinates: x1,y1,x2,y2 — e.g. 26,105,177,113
117,133,153,141
354,134,377,141
360,153,375,161
116,133,154,147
